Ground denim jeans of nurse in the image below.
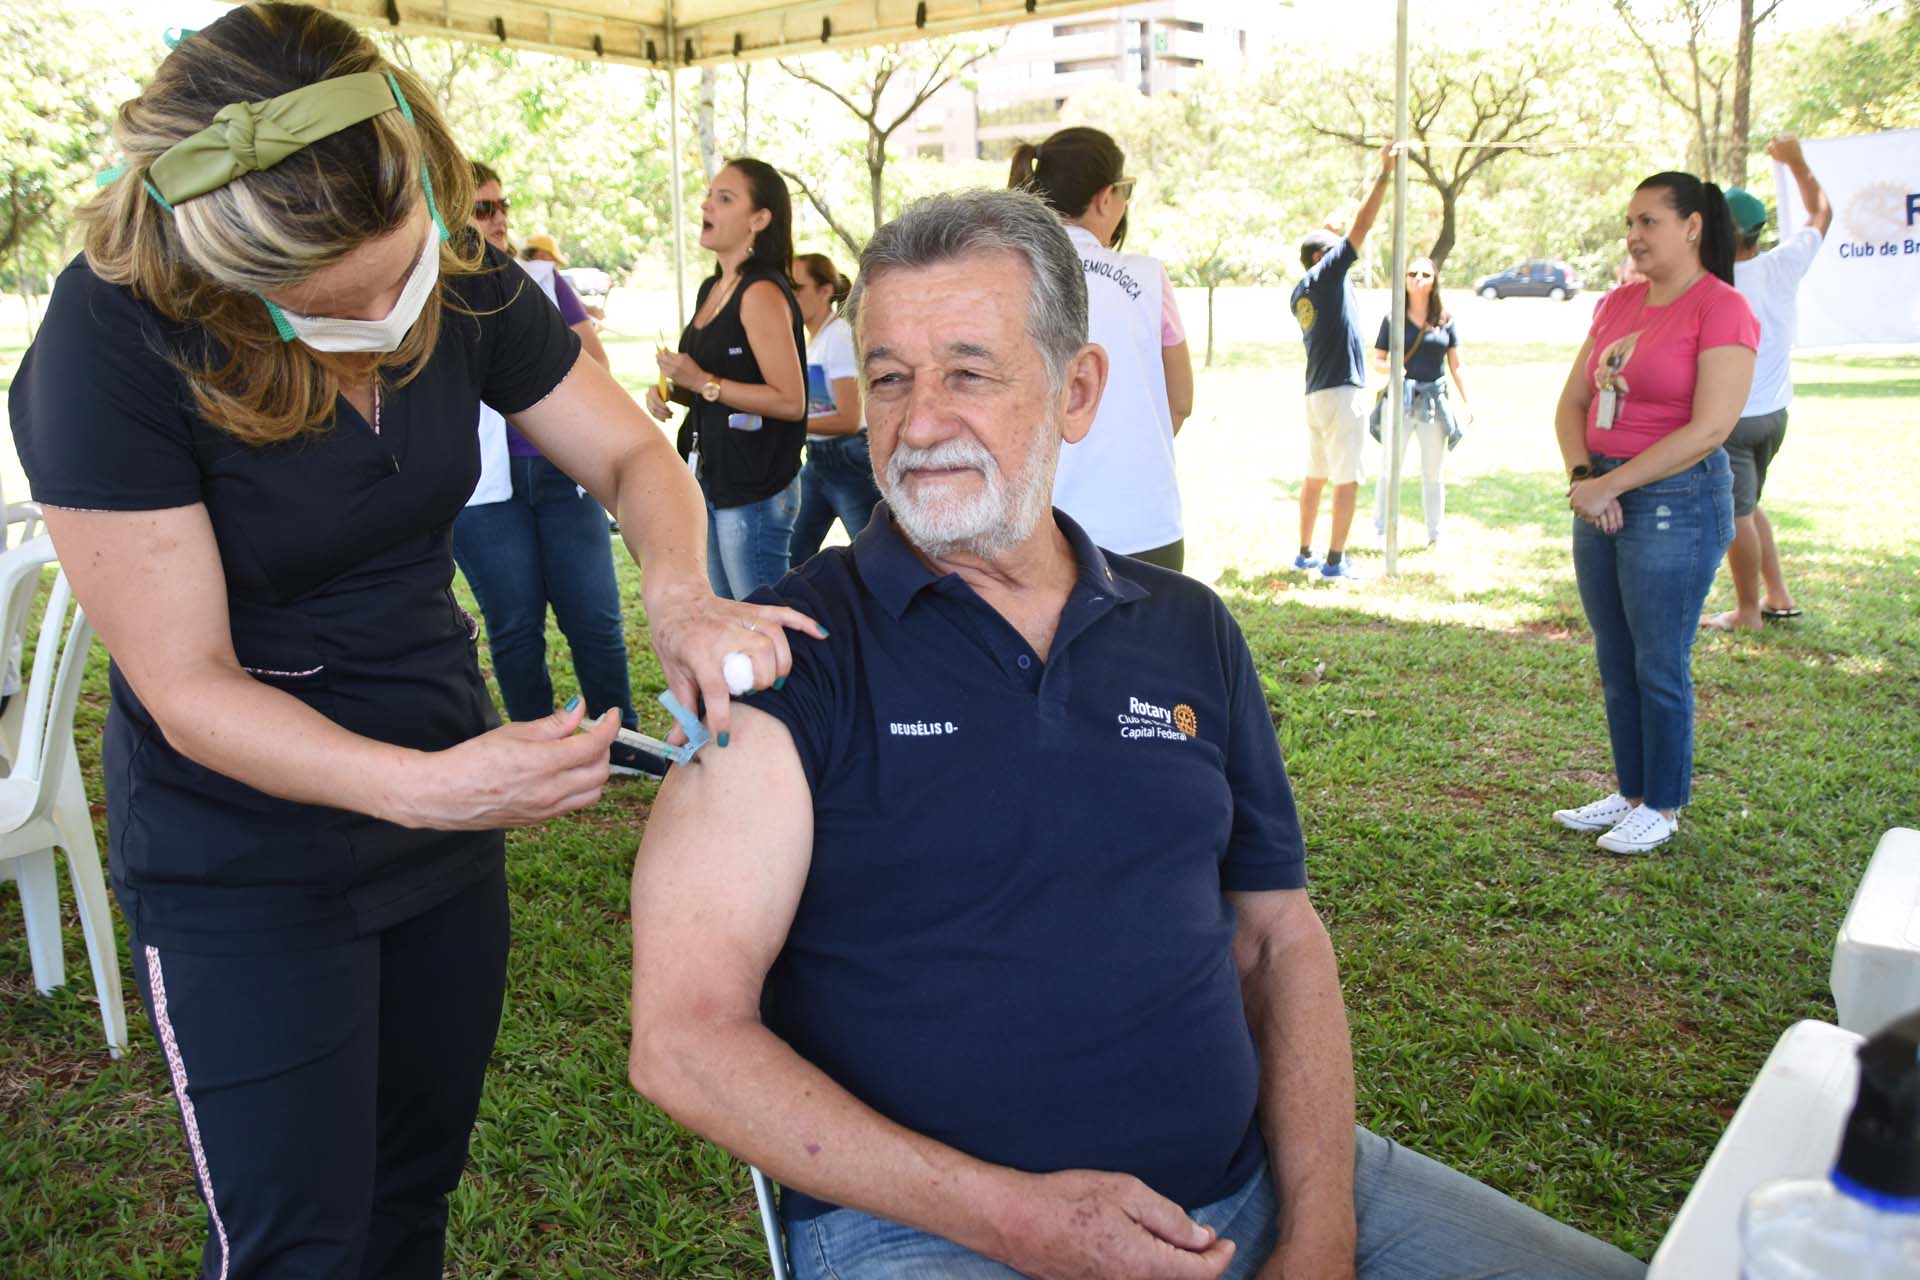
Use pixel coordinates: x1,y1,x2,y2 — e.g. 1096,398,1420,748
784,1126,1645,1279
1572,451,1733,811
705,471,802,600
452,455,637,730
791,434,883,564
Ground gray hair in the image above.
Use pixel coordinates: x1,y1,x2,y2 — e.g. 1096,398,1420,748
845,188,1088,390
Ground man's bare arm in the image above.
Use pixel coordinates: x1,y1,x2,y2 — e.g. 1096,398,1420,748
1347,143,1397,253
628,705,1233,1280
1767,135,1831,239
1230,888,1357,1280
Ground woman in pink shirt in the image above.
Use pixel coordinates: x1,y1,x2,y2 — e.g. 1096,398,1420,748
1550,172,1758,855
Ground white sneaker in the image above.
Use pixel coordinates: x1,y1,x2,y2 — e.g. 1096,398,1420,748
1553,791,1633,832
1596,805,1679,855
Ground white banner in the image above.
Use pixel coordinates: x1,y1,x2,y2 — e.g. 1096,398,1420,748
1777,128,1920,347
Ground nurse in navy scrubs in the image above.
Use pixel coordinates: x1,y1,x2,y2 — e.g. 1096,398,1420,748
5,5,815,1276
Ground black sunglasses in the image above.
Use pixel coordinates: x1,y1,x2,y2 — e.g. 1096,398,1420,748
1112,177,1136,199
472,198,511,218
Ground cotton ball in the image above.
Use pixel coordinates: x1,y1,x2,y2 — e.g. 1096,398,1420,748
723,651,755,697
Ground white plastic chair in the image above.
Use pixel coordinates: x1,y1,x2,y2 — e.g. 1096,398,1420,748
0,557,125,1057
750,1164,793,1278
0,486,46,743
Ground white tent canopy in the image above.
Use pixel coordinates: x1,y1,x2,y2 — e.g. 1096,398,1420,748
305,0,1426,573
309,0,1130,67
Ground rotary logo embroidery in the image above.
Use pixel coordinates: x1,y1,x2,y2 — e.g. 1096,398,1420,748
1119,696,1197,743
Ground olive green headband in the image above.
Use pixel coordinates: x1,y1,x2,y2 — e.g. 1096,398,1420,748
148,70,405,206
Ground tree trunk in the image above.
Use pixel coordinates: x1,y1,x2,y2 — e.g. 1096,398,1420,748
697,68,718,181
869,140,886,241
1729,0,1755,184
739,63,752,154
1428,188,1459,274
1205,284,1216,368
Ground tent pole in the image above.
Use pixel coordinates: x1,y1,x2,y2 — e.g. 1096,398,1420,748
666,1,686,332
1385,0,1409,577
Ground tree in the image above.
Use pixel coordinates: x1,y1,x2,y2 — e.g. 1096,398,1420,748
777,37,997,253
1286,42,1570,273
0,0,146,278
1067,79,1288,366
1610,0,1781,184
1761,1,1920,139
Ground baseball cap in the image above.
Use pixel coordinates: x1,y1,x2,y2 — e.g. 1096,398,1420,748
1725,188,1768,236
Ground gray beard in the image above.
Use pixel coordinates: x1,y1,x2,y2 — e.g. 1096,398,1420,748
879,425,1058,560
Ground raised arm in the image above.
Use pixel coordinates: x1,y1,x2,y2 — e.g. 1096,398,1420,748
1230,888,1357,1280
628,705,1234,1280
1347,143,1397,253
1767,135,1831,239
41,503,617,829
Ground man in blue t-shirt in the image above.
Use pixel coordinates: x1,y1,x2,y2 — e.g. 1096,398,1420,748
626,190,1644,1280
1290,144,1395,580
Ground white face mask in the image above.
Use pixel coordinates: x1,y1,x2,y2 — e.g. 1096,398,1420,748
270,226,440,353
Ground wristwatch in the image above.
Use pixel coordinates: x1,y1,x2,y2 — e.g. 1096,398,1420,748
1569,464,1592,483
701,379,722,402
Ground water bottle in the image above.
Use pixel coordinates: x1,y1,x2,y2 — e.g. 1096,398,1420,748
1741,1010,1920,1277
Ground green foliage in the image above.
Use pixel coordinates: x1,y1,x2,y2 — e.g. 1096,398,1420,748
0,0,150,289
4,308,1918,1272
378,34,673,276
1756,1,1920,140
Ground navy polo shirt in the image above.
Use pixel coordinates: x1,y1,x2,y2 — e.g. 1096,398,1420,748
1292,237,1366,392
9,243,579,952
1375,315,1457,384
742,506,1307,1221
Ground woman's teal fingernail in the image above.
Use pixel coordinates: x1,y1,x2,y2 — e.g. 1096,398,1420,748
774,676,786,690
717,732,730,748
819,627,831,637
564,695,582,712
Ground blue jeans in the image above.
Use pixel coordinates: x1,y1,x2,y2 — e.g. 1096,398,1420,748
785,1126,1645,1279
706,472,803,600
452,455,637,729
791,434,883,563
1571,451,1733,810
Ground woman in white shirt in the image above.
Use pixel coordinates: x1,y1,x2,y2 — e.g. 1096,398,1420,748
1010,126,1194,570
787,252,882,562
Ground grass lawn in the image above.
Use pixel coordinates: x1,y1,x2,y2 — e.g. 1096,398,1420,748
1,290,1917,1276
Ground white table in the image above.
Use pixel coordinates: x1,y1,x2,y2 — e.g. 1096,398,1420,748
1647,1020,1861,1279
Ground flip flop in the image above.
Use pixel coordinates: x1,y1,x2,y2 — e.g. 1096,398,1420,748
1761,607,1803,621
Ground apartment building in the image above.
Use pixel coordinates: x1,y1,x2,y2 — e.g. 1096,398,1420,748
902,2,1272,164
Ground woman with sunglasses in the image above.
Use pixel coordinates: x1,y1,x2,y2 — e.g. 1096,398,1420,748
1010,125,1194,571
457,162,655,776
7,7,815,1275
1371,256,1474,548
647,158,809,599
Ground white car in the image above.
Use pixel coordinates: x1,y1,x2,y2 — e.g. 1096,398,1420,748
559,266,611,299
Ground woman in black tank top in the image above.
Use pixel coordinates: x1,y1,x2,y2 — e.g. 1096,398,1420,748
648,159,809,599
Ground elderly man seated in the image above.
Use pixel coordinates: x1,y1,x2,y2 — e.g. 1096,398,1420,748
627,189,1645,1280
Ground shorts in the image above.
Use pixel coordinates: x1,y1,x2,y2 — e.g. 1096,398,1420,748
1304,385,1369,484
1724,407,1788,516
